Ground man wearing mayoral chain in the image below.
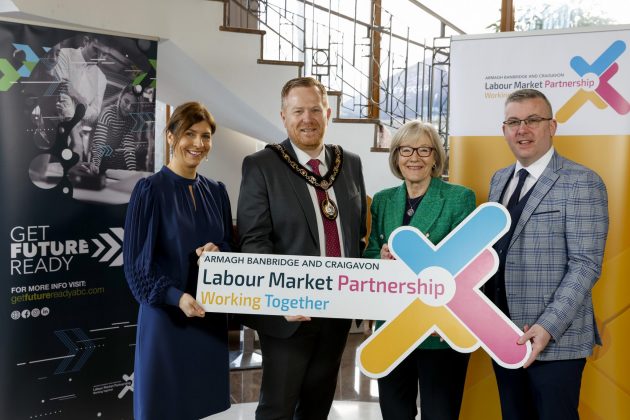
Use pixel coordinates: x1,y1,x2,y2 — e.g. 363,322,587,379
237,76,367,420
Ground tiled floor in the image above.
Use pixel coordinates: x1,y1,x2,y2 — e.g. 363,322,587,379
220,329,391,419
209,401,384,420
228,332,381,405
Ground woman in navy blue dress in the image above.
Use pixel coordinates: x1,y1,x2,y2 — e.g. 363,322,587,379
123,102,233,419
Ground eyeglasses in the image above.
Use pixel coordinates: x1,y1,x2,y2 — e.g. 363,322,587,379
503,117,552,129
397,146,434,157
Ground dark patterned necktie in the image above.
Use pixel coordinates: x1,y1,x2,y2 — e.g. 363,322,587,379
307,159,341,257
507,169,529,212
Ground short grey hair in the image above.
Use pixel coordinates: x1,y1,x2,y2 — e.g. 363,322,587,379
388,120,446,180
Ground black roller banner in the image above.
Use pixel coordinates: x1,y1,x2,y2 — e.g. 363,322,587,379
0,20,157,419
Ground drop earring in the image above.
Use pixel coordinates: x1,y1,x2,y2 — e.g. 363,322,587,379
169,145,173,161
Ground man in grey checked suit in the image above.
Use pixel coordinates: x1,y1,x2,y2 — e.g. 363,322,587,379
487,89,608,420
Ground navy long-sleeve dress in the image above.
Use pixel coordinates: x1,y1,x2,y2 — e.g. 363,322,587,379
123,166,232,420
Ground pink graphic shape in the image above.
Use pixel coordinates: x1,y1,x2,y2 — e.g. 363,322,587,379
447,249,531,368
595,63,630,114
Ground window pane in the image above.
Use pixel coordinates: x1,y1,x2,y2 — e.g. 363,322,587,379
384,0,501,35
513,0,628,31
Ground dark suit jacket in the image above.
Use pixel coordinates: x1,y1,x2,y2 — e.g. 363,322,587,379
237,138,367,337
489,151,608,360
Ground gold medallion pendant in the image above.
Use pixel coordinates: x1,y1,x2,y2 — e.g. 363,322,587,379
267,143,344,222
321,195,338,220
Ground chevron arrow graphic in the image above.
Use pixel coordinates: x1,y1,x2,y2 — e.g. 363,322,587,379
91,238,105,258
54,329,95,374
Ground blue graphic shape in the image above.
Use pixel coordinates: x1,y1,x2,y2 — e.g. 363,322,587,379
570,40,626,77
93,144,113,157
12,43,40,77
43,81,62,97
54,328,95,374
130,112,155,132
390,203,509,276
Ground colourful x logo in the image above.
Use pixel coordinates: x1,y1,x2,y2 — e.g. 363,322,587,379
358,203,532,377
556,40,630,122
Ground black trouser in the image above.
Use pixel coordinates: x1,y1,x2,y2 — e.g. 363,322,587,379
255,318,351,420
492,358,586,420
378,347,470,420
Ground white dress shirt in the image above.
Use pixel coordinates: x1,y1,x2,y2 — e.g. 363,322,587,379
502,146,555,206
289,141,346,257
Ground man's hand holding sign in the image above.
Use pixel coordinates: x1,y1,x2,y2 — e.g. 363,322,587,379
359,203,532,377
197,202,533,377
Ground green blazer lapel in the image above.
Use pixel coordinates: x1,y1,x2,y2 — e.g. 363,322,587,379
410,177,445,236
383,183,407,235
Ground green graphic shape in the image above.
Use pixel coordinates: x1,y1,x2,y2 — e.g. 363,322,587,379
0,59,20,91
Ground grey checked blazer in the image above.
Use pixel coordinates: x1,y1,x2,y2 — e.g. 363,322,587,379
489,151,608,361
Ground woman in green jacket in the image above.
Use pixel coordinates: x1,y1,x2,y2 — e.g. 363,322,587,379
364,120,476,420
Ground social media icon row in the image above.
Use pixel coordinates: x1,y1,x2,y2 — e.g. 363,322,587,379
11,307,50,320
